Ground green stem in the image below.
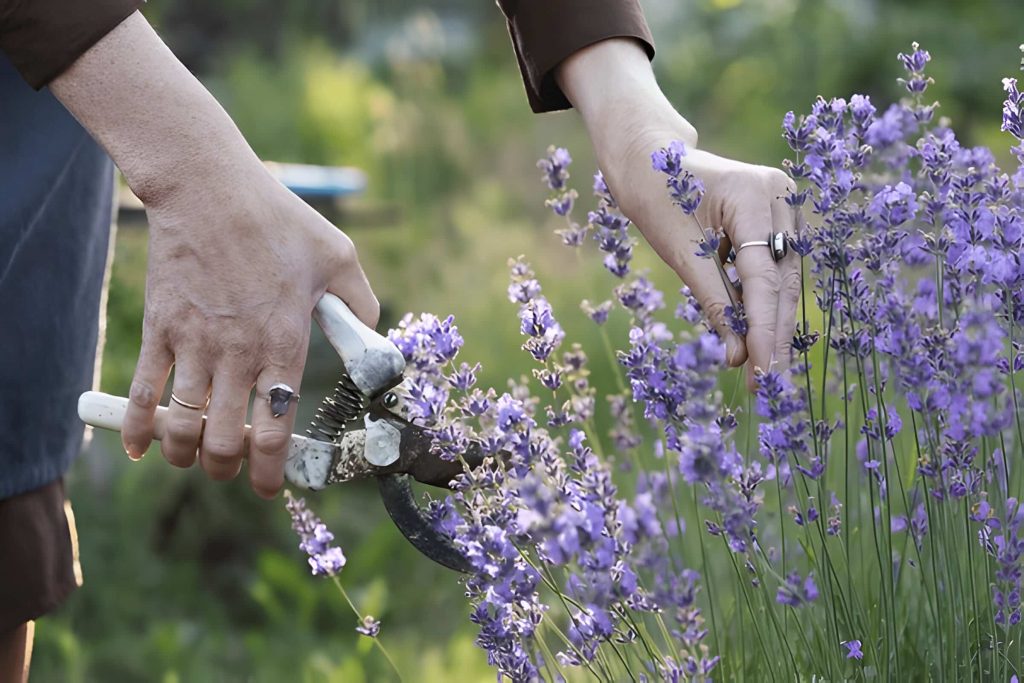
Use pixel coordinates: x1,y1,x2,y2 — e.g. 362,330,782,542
330,577,404,681
692,487,722,660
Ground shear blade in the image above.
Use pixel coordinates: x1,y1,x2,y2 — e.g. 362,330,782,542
377,473,471,573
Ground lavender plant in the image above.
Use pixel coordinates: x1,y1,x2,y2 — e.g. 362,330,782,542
288,46,1024,681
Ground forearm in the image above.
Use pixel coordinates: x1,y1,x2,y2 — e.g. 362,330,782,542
49,12,264,205
555,38,697,149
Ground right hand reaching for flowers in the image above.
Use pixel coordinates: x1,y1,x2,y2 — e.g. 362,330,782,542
556,38,802,388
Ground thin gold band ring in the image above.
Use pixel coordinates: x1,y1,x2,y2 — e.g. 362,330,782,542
170,393,206,411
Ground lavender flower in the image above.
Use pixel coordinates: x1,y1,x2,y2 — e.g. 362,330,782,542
356,615,381,637
724,303,748,337
538,146,572,190
285,45,1024,681
1004,77,1023,139
650,140,688,177
284,491,347,577
776,572,819,607
651,140,706,215
581,299,613,325
898,42,933,96
869,182,919,226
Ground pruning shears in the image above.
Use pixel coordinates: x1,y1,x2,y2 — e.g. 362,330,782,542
78,293,481,572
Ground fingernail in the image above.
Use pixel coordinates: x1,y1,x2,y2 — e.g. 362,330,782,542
725,335,743,366
125,444,143,461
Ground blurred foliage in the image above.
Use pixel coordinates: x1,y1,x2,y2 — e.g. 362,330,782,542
34,0,1024,680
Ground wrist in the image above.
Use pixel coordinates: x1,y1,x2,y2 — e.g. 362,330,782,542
50,12,266,207
555,38,697,150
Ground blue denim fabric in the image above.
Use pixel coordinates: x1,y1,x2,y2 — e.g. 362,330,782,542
0,55,114,499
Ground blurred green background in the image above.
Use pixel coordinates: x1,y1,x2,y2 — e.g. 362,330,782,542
33,0,1024,680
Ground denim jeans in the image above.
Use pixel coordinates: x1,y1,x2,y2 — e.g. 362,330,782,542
0,54,114,499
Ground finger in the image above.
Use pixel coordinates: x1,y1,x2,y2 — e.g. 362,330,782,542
728,202,781,389
679,251,747,367
198,369,253,481
160,362,211,468
642,215,747,367
248,367,305,499
328,237,380,328
122,341,173,460
771,197,802,374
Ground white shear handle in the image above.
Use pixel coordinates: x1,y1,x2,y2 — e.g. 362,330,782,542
313,293,405,395
75,293,404,489
77,392,336,489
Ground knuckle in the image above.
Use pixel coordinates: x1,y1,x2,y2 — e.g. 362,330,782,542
762,167,794,193
782,269,802,299
685,124,699,149
718,168,754,190
214,330,254,365
204,460,241,481
253,480,283,499
253,427,291,455
165,417,200,444
777,335,794,356
746,270,782,298
160,442,196,467
783,176,798,195
331,233,358,266
202,435,243,462
129,379,160,410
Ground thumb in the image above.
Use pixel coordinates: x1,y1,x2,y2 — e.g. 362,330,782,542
329,263,380,330
323,233,381,329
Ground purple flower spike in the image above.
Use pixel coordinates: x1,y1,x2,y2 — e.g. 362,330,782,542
667,172,705,215
897,43,932,96
843,640,864,660
1003,77,1023,140
593,170,617,207
898,42,931,74
650,140,688,177
870,182,918,226
538,146,572,190
285,492,348,577
725,303,748,337
546,189,577,217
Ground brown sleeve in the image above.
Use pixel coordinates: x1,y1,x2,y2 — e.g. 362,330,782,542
496,0,655,114
0,0,144,89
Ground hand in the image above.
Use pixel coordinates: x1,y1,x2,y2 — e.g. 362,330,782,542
126,171,376,497
557,39,802,388
51,13,379,497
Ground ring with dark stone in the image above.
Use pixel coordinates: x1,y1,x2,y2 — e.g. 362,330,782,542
736,232,789,264
268,382,300,418
771,231,789,263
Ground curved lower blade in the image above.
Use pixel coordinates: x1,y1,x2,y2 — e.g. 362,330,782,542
377,473,471,573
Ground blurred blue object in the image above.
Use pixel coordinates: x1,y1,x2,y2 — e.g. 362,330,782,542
265,162,367,198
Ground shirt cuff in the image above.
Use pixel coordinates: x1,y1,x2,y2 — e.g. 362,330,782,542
0,0,145,89
504,0,655,114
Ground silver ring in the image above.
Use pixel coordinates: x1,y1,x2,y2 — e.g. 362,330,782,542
267,382,300,418
170,393,206,410
736,232,789,263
